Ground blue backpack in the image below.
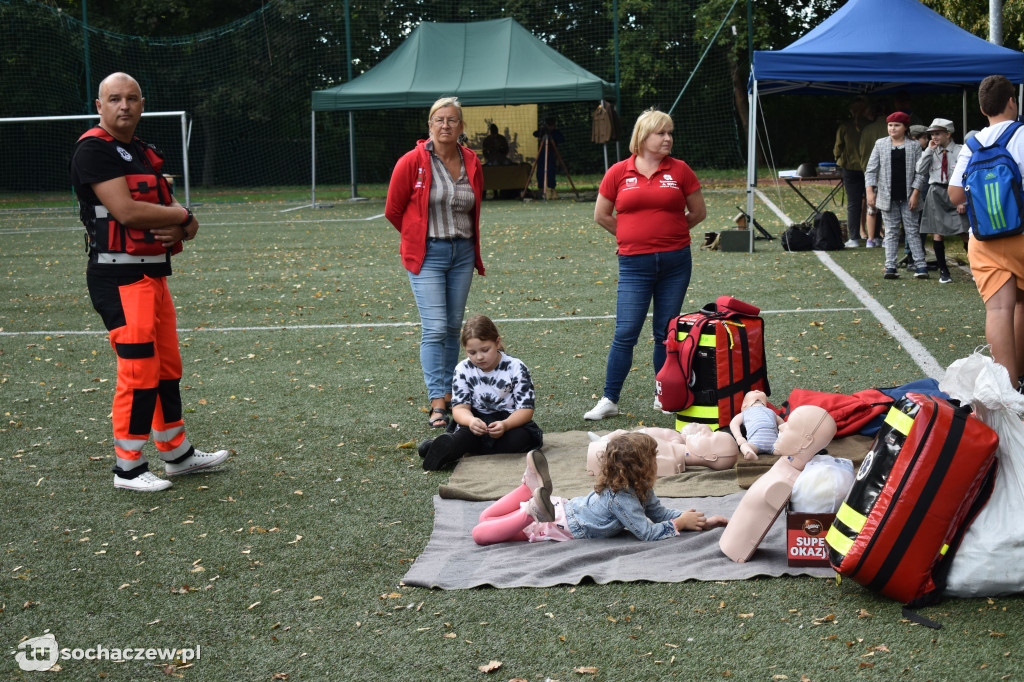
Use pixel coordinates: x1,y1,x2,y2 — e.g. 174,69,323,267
963,121,1024,240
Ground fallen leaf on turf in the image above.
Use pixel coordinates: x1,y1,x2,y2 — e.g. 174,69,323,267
271,674,288,680
443,632,456,639
477,660,502,673
146,619,160,625
858,662,874,669
574,666,599,674
990,631,1006,637
309,596,322,602
738,613,754,618
857,608,873,618
398,440,416,449
248,602,261,609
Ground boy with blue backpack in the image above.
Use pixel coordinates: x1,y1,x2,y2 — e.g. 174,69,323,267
949,74,1024,390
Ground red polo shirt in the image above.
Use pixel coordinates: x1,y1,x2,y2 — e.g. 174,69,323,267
598,155,701,255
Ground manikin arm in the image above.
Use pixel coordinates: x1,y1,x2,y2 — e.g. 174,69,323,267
729,412,759,461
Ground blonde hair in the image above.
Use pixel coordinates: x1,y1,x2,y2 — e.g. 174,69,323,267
629,108,673,156
594,432,659,503
428,97,463,125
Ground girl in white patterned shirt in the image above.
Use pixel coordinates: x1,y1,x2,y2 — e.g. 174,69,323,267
420,315,543,470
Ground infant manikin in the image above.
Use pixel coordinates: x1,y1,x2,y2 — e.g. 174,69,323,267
718,405,837,562
587,425,740,477
729,390,783,461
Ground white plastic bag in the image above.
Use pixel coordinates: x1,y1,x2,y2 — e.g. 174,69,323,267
791,455,855,514
940,351,1024,597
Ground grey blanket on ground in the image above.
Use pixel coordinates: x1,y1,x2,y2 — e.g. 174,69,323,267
402,493,833,589
410,430,872,589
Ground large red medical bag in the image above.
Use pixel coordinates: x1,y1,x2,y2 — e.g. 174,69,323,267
656,297,769,431
826,393,998,605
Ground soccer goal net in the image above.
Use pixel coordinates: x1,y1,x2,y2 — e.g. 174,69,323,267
0,112,190,211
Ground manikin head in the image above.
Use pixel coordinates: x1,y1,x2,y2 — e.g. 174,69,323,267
774,405,837,469
741,390,768,410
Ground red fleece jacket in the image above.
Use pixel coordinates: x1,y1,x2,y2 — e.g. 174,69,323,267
385,139,484,276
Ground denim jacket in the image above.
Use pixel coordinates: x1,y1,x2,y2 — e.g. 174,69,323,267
564,487,680,541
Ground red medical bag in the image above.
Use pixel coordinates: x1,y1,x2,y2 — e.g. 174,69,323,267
826,393,998,605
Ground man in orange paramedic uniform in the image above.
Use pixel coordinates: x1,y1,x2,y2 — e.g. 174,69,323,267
70,72,229,491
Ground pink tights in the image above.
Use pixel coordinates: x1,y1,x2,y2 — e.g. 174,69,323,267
472,483,533,545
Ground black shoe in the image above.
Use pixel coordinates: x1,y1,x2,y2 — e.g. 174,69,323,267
423,433,457,471
939,270,952,284
884,268,899,279
417,439,432,458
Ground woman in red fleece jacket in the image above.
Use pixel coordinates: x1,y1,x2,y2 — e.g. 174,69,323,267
385,96,485,429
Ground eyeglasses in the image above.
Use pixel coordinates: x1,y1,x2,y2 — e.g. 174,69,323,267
431,117,461,127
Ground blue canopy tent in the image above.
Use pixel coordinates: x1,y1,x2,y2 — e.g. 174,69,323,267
744,0,1024,251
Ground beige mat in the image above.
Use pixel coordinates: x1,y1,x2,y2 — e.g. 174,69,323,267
438,430,875,502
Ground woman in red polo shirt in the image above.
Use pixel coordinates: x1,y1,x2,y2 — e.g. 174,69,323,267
584,108,706,421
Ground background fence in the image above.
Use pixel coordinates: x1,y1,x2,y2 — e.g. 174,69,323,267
0,0,983,196
0,0,749,195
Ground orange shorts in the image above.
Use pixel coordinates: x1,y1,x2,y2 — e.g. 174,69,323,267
968,233,1024,302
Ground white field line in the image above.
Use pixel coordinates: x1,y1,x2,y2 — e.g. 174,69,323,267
0,308,864,337
756,189,944,379
0,213,388,235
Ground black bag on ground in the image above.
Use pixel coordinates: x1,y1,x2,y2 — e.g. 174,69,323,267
810,210,844,250
781,224,812,251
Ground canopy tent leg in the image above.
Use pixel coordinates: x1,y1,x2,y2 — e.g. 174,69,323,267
745,78,758,254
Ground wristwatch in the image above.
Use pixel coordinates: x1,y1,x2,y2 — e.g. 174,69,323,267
180,207,195,240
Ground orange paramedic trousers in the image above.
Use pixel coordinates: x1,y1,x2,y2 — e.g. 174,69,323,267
89,274,192,474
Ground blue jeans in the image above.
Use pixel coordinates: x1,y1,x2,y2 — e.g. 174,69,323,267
603,247,692,403
408,238,476,400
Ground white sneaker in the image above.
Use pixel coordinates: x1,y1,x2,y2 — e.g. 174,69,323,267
114,470,172,492
584,397,619,421
165,449,230,476
844,239,860,248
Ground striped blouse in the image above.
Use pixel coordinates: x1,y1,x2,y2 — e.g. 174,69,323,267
426,139,475,240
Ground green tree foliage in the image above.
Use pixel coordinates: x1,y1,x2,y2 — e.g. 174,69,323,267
921,0,1024,50
46,0,254,36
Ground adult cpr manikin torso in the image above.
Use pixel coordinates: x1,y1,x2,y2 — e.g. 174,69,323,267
719,406,837,562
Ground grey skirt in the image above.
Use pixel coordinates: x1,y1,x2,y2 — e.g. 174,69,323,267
920,184,969,236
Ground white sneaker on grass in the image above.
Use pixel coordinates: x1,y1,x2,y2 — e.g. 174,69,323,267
584,397,619,421
844,239,860,248
114,470,172,492
165,449,230,476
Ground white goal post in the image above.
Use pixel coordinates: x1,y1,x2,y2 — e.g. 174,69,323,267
0,111,191,206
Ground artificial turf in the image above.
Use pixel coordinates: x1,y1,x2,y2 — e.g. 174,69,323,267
1,186,1019,681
